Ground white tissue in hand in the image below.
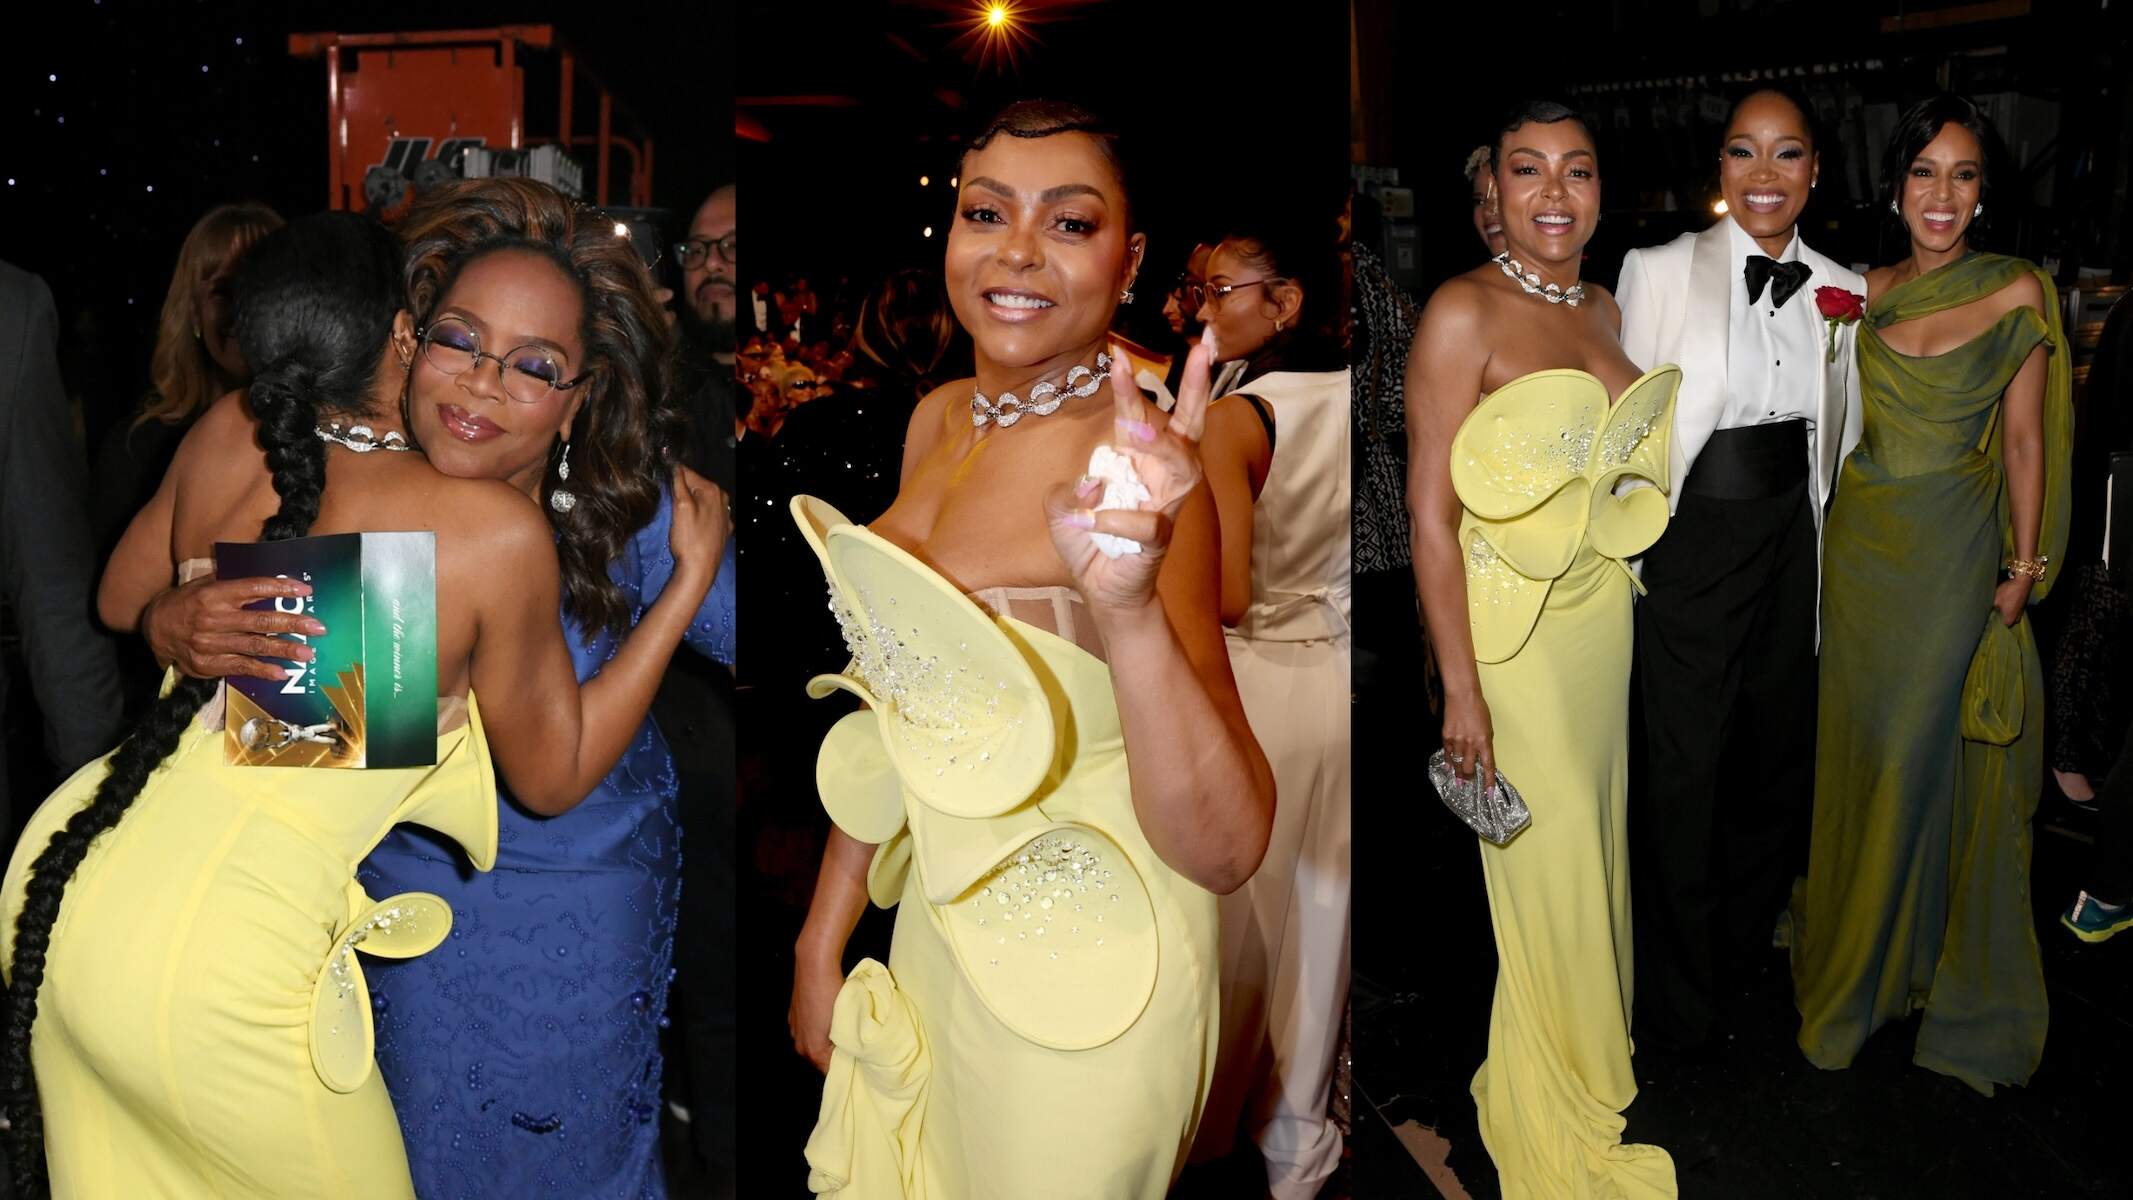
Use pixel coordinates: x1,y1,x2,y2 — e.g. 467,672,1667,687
1085,444,1150,559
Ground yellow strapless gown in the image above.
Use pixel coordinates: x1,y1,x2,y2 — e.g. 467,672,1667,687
791,498,1220,1199
1451,367,1680,1199
0,676,497,1198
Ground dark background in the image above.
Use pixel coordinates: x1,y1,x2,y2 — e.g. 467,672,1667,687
1350,2,2133,1197
0,0,734,453
737,0,1350,349
733,1,1349,1192
1354,0,2132,299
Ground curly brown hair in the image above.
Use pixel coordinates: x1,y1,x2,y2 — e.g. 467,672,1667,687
396,179,681,635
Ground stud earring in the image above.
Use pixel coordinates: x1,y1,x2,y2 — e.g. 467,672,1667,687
549,441,577,514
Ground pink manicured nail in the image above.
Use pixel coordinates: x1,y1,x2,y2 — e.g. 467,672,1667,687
1063,511,1096,530
1076,476,1102,498
303,620,326,635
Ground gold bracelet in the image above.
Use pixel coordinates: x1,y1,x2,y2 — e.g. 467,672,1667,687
2007,557,2047,582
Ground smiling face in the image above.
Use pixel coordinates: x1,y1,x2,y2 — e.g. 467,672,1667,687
405,249,589,495
1494,118,1599,272
1899,120,1984,255
1720,91,1817,251
944,131,1144,377
1471,173,1505,256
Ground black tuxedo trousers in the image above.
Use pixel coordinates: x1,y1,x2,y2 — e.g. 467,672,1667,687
1631,477,1819,1048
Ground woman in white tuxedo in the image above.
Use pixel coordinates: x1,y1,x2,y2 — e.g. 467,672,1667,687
1613,87,1866,1055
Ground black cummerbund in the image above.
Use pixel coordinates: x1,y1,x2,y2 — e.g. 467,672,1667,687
1682,419,1808,501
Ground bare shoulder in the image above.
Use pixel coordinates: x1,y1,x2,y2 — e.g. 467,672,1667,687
170,389,261,472
437,476,553,556
906,378,968,455
1204,390,1273,452
1582,283,1621,326
1417,272,1493,337
1862,264,1901,304
1991,266,2049,317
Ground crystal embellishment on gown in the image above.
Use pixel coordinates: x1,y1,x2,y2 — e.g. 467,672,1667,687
968,834,1118,964
827,580,1025,771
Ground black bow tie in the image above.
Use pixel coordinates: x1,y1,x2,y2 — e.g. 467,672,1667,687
1745,255,1813,309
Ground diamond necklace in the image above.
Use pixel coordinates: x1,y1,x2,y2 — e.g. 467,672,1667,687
1493,252,1585,307
971,351,1112,429
314,422,414,452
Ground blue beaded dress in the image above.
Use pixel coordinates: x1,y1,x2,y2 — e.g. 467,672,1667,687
357,489,737,1199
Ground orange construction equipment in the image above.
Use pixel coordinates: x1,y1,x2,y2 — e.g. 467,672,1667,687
289,25,654,216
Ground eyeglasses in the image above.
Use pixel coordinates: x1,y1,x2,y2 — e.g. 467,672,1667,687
673,233,737,269
418,317,589,405
1189,279,1271,311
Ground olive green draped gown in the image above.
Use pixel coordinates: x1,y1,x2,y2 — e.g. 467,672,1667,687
1793,252,2072,1096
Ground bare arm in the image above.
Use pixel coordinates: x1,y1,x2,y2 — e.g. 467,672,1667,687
99,432,184,634
789,824,875,1071
1994,278,2051,624
1051,345,1276,894
1404,280,1497,786
1200,394,1272,626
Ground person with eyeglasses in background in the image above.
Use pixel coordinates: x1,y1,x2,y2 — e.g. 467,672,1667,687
659,181,742,1197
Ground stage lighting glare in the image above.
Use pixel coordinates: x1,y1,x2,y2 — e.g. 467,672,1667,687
920,175,930,187
987,4,1009,28
923,226,934,238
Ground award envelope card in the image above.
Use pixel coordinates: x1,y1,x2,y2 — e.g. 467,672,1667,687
214,532,437,768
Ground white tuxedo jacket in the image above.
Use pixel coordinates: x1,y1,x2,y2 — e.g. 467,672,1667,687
1615,218,1867,530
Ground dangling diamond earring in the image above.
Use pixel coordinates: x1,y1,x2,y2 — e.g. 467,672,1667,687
549,441,577,514
1973,202,1984,218
1889,199,1901,216
1119,289,1135,304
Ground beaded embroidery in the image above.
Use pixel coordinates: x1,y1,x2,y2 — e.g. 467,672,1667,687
826,582,1023,772
966,833,1118,964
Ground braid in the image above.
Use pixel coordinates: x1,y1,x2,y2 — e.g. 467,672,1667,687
3,212,378,1195
3,674,217,1197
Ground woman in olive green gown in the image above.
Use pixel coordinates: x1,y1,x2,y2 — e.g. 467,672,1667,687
1793,97,2072,1096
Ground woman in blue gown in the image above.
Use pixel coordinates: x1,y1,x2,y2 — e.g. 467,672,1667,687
361,496,732,1198
138,180,736,1197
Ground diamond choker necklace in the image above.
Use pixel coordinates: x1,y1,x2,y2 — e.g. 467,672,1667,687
971,352,1112,429
1494,253,1585,307
314,422,413,452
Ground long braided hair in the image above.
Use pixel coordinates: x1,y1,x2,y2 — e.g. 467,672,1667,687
3,211,403,1196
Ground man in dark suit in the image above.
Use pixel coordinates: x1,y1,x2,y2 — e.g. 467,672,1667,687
1,260,125,833
658,186,739,1200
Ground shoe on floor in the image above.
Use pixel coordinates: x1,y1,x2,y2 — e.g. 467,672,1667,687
2061,891,2133,943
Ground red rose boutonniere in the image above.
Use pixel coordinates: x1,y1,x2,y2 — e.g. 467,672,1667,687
1815,286,1866,363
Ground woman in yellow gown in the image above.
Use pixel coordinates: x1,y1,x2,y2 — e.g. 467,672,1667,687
0,212,721,1196
783,101,1276,1198
1792,96,2071,1096
1407,101,1678,1198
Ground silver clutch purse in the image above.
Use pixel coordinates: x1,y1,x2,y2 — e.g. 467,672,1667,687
1427,749,1531,845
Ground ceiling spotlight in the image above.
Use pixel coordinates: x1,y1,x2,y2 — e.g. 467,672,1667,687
923,226,934,238
920,175,930,187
